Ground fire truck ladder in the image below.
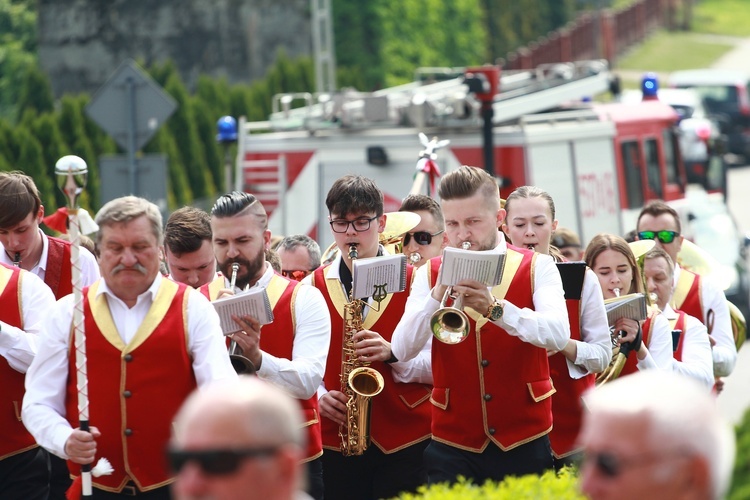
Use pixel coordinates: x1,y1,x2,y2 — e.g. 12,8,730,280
239,155,288,235
257,59,614,132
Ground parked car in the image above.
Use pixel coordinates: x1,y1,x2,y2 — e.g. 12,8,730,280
668,69,750,161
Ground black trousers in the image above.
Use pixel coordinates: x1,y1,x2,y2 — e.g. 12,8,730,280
321,440,428,500
89,483,171,499
424,435,553,486
0,447,49,500
305,456,324,500
48,452,72,500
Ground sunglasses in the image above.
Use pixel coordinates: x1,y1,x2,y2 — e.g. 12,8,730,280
637,230,679,244
281,269,312,281
403,230,444,246
168,447,280,476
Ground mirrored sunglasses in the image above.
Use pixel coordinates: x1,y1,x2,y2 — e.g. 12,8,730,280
403,230,444,246
637,230,679,244
168,447,279,476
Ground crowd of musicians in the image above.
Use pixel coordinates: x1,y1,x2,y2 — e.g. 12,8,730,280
0,165,738,499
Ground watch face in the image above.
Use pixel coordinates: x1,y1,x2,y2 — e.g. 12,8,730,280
488,301,503,321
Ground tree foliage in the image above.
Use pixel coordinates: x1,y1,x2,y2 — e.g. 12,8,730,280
0,0,585,213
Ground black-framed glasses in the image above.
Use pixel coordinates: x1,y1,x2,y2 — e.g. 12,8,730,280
403,230,444,246
281,269,313,281
637,230,679,244
329,216,378,233
167,447,280,476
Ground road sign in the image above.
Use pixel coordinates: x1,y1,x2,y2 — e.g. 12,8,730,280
99,154,169,219
86,59,177,151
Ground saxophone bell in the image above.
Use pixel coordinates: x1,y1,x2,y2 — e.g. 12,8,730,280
227,262,256,375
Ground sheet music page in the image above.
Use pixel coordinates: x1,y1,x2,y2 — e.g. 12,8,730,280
212,287,274,334
352,254,407,299
604,293,647,325
439,246,505,287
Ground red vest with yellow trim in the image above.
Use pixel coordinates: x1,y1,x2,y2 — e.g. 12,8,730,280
0,264,39,460
668,310,688,362
548,290,594,458
260,273,323,462
426,246,555,452
617,313,655,378
198,273,225,302
65,279,197,492
311,263,432,453
671,269,704,323
45,236,73,299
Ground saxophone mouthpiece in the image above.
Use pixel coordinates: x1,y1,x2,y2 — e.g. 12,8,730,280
229,263,240,290
13,252,21,267
613,288,621,298
348,244,358,261
461,241,471,250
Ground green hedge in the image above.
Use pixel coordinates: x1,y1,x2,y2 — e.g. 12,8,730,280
393,468,584,500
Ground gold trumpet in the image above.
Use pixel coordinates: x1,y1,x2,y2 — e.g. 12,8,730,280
228,262,256,375
430,242,471,345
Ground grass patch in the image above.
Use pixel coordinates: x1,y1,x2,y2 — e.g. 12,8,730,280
616,30,733,72
693,0,750,37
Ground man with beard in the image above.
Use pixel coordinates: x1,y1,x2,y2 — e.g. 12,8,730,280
209,191,330,500
392,166,570,486
304,175,432,500
22,196,236,498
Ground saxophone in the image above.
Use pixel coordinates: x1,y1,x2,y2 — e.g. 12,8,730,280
339,244,385,456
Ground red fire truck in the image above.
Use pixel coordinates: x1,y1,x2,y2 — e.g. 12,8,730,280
234,60,686,248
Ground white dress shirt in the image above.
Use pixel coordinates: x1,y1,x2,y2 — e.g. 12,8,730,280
566,269,612,378
231,264,330,400
662,305,714,389
392,237,571,363
673,264,736,377
0,267,55,372
0,230,100,287
22,274,237,459
637,311,673,371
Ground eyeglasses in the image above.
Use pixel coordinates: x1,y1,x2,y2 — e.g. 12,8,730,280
167,447,280,476
403,230,444,246
637,230,679,244
281,269,312,280
582,449,687,478
329,216,378,234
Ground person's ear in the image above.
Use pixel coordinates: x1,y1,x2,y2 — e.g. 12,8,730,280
497,208,506,228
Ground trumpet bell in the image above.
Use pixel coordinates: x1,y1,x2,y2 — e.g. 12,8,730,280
348,367,385,397
430,307,470,344
230,354,256,375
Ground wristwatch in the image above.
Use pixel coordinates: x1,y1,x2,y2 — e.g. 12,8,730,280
484,297,504,321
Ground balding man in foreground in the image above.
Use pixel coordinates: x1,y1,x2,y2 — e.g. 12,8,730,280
579,370,735,500
170,376,309,500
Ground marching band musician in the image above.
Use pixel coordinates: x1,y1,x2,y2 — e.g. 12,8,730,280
22,196,236,498
501,186,611,468
636,201,737,382
0,262,55,499
0,171,100,499
305,175,432,500
209,191,330,500
398,194,448,267
584,234,673,376
642,247,714,389
164,206,220,288
391,166,570,485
